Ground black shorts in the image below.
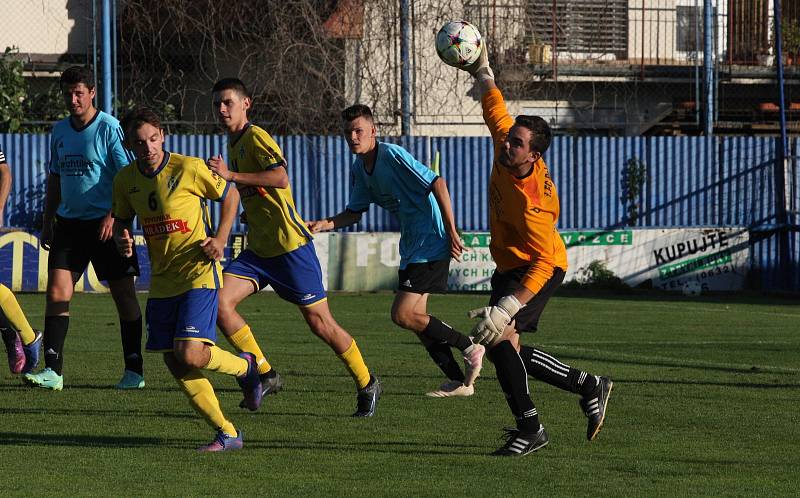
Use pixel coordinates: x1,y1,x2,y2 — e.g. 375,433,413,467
48,215,140,282
489,266,565,333
397,259,450,294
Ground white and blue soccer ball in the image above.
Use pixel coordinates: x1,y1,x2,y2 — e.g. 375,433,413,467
682,281,702,297
436,20,482,68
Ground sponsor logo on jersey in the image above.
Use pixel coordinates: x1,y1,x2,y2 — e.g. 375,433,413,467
61,154,91,177
128,186,140,193
142,216,191,237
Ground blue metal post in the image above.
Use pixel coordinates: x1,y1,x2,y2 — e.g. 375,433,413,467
773,0,790,289
400,0,411,135
112,0,118,117
101,0,113,113
703,0,714,135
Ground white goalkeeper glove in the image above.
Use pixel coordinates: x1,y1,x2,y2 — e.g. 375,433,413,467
462,42,494,83
467,295,523,346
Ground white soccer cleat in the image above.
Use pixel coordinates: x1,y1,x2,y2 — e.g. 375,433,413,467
462,343,486,387
425,380,474,398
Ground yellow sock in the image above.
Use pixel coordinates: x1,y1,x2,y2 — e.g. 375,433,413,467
337,339,371,390
174,369,236,436
204,345,248,377
0,284,36,345
227,324,272,375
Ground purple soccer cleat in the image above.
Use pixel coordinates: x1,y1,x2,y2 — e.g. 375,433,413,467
236,352,263,411
1,328,25,374
197,430,243,452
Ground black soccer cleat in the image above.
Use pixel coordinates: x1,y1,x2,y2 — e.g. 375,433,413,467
492,426,549,457
239,370,284,409
352,375,382,417
580,376,613,441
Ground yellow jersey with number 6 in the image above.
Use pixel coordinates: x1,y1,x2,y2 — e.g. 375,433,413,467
112,151,230,298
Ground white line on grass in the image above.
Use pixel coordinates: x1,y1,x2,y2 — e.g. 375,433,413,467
541,344,800,374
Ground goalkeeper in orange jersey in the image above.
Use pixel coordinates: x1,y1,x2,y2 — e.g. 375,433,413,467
452,43,613,456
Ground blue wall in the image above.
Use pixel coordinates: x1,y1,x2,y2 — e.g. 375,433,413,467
1,134,797,291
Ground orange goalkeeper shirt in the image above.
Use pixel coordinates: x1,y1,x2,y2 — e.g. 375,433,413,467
482,88,568,295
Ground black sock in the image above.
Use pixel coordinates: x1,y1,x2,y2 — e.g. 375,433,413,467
422,315,473,351
488,341,540,433
419,333,465,382
519,345,596,395
120,316,143,375
44,315,69,375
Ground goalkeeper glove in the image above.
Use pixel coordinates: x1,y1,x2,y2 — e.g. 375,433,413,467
462,42,494,83
467,295,523,346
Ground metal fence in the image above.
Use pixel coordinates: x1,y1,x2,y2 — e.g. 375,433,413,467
1,1,797,135
1,133,797,290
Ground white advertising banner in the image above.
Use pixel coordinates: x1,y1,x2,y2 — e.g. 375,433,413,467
311,228,749,292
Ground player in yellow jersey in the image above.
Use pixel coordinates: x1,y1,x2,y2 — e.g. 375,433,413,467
450,44,612,456
208,78,380,417
0,148,43,374
112,107,263,451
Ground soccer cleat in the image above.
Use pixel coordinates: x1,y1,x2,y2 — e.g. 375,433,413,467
1,328,25,374
462,343,486,387
352,375,381,417
236,353,263,411
21,330,43,375
23,367,64,391
115,369,145,389
239,369,283,409
492,426,549,457
425,380,474,398
197,430,244,452
580,376,613,441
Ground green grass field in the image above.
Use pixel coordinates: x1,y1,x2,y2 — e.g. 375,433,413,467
1,291,798,497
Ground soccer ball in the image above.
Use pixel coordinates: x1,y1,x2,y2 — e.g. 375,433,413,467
436,20,483,68
682,281,702,297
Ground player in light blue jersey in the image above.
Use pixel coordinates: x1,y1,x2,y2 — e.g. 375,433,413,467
25,66,144,391
308,104,485,398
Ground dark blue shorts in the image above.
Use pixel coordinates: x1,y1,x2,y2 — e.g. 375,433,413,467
223,243,327,307
145,288,218,352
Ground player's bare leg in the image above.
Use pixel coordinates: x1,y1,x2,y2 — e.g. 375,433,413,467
392,291,483,395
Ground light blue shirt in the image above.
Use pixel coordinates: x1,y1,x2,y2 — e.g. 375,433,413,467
49,110,133,220
347,142,449,269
